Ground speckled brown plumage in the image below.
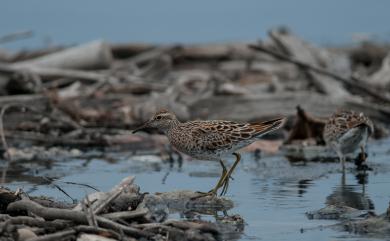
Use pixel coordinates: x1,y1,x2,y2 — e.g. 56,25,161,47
133,109,286,195
168,119,285,161
323,110,374,170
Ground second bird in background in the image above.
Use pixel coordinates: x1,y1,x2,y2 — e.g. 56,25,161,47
323,110,374,171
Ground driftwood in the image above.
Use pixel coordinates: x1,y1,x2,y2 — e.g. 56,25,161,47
6,199,150,237
1,176,240,241
0,34,388,155
15,40,113,70
75,176,137,214
190,92,390,123
269,29,351,99
8,46,67,63
0,63,111,82
369,52,390,88
249,44,390,104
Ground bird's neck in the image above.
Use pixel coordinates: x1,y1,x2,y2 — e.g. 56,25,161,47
164,118,181,134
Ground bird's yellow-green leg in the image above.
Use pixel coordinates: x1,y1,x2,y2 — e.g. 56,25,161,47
220,152,241,196
209,160,229,194
195,160,228,197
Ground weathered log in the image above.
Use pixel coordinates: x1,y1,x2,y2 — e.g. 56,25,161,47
101,208,148,220
14,40,113,70
0,63,111,82
249,43,390,104
369,52,390,88
190,92,390,123
174,43,256,61
269,29,351,98
9,46,66,62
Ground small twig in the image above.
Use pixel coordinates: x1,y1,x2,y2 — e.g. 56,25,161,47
249,44,390,103
87,195,98,227
61,181,99,192
41,177,76,203
161,172,170,184
82,195,98,227
0,105,12,184
42,176,99,192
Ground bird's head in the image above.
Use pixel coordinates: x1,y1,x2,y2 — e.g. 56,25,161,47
132,109,179,133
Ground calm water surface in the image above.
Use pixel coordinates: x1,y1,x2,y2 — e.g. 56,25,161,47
3,138,390,241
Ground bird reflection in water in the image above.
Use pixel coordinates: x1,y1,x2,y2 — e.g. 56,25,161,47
326,171,374,210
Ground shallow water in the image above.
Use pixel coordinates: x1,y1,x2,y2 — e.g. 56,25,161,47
3,138,390,241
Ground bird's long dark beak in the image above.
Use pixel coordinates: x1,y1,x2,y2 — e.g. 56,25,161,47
132,121,149,133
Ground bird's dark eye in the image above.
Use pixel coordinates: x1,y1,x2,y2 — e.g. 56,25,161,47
156,116,162,120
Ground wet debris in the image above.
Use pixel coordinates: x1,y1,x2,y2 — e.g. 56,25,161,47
144,190,234,215
306,205,370,220
307,204,390,237
0,176,242,241
343,214,390,236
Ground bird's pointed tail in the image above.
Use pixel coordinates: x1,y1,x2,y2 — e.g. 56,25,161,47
249,117,287,137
